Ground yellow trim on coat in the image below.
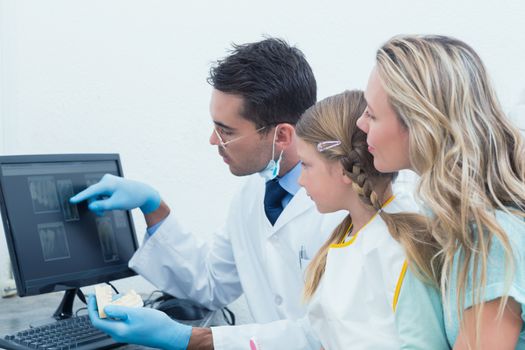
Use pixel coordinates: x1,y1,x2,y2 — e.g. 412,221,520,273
337,223,354,244
330,216,373,248
329,195,396,249
392,260,408,312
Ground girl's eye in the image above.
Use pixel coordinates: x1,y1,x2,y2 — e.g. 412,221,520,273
365,110,375,120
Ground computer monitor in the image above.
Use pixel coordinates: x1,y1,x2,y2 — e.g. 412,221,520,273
0,154,139,316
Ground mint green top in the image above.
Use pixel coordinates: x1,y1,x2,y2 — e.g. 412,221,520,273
445,210,525,347
395,268,450,349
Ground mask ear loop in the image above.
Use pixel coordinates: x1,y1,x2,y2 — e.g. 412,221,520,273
272,126,285,161
271,126,284,178
271,126,278,158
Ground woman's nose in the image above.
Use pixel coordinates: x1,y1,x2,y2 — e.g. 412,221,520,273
356,114,368,133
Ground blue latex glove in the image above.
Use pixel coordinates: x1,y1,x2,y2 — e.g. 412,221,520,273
87,295,192,350
70,174,161,215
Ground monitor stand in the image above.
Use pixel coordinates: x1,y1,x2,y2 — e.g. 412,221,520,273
53,288,86,320
29,288,87,328
53,288,86,321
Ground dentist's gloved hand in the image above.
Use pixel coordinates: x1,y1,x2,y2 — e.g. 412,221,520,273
70,174,161,215
88,295,192,350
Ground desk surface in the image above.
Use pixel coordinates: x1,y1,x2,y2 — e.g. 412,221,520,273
0,291,220,349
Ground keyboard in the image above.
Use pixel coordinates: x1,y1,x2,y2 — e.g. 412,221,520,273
1,314,120,350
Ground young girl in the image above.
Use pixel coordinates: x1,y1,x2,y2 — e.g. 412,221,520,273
357,35,525,349
295,90,449,349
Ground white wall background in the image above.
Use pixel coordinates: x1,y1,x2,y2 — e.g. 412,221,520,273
0,0,524,322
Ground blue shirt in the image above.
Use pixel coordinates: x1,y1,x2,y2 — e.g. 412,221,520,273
278,161,301,208
445,210,525,347
147,162,302,236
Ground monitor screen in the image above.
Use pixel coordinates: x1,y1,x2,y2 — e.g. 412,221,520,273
0,154,139,296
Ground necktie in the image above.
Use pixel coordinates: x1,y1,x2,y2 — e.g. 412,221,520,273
264,179,288,225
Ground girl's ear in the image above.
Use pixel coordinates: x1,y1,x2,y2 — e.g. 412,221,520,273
342,172,353,185
339,163,353,185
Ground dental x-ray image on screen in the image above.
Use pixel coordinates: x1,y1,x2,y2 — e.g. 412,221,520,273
0,154,139,297
57,179,80,222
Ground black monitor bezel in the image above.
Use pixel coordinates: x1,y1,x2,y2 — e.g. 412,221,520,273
0,153,139,297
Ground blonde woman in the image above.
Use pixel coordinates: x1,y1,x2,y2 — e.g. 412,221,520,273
357,35,525,349
296,90,448,349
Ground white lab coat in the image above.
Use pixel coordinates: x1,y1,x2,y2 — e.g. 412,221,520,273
129,174,345,350
307,193,415,350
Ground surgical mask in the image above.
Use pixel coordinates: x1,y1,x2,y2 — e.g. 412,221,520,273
259,127,284,181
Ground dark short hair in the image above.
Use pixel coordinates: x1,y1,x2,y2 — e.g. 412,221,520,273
207,37,317,129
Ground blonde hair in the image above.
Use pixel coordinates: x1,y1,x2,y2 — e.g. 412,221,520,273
376,35,525,347
296,90,439,299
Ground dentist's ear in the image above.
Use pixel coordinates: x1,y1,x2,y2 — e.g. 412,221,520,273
274,123,295,148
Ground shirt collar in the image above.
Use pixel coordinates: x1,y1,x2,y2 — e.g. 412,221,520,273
276,162,301,195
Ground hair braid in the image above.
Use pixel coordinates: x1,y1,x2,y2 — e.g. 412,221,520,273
343,149,383,211
297,90,439,302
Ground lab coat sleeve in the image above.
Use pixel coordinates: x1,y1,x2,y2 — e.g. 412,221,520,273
128,209,243,310
212,316,321,350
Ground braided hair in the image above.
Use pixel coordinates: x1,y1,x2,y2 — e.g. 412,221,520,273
297,90,441,299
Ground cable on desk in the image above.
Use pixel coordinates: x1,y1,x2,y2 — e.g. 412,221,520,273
75,307,88,317
76,288,87,305
143,290,164,308
105,281,119,294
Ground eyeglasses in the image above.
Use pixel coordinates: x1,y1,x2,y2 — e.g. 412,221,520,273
214,125,267,148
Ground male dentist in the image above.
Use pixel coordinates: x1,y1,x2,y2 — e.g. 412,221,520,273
73,38,343,350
